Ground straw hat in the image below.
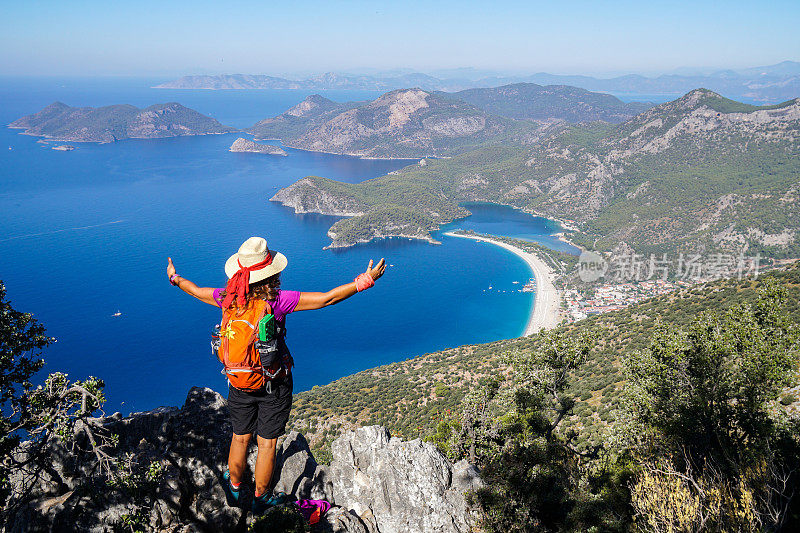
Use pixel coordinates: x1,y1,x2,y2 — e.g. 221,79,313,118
224,237,287,283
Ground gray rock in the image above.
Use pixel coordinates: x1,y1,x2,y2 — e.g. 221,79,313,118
317,506,372,533
7,389,481,533
329,426,481,533
273,431,318,499
272,432,335,503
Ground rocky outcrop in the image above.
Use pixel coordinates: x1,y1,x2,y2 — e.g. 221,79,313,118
329,426,483,533
271,177,366,216
229,137,288,156
6,388,480,533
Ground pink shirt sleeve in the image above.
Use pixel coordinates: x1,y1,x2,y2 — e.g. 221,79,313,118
270,290,300,321
213,287,224,306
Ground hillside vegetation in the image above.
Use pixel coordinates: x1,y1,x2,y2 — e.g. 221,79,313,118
291,262,800,530
289,261,800,452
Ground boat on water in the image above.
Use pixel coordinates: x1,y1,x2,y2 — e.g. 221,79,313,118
112,310,122,317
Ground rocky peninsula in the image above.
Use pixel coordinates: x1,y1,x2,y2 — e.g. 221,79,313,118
229,137,288,156
270,90,800,258
9,102,236,143
248,89,522,159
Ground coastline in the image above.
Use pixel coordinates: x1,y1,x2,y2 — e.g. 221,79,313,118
444,231,561,336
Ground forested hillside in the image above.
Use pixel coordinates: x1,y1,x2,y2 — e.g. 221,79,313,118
273,90,800,257
290,262,800,530
290,261,800,452
450,83,653,123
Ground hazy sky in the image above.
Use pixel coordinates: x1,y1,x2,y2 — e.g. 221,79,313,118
1,0,798,77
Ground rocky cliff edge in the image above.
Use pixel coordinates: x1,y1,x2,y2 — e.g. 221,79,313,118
7,387,482,533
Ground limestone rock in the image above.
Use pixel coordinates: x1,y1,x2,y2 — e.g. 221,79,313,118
329,426,482,533
7,390,480,533
273,432,334,502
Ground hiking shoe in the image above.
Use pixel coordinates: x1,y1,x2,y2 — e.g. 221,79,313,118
251,491,291,515
222,470,241,507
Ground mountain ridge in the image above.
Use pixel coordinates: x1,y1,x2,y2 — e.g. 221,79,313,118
249,88,527,159
155,60,800,102
271,89,800,256
450,83,654,123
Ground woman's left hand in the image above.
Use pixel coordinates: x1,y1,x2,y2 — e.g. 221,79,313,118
167,257,176,280
366,258,386,282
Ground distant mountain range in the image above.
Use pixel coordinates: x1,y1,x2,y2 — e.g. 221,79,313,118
8,102,236,143
247,84,653,158
7,82,657,150
272,89,800,257
451,84,653,123
155,61,800,103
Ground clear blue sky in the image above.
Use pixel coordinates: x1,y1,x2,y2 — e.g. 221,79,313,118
1,0,798,77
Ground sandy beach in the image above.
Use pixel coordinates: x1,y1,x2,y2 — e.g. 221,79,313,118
444,232,561,336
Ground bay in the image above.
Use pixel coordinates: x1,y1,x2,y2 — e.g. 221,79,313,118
0,77,567,413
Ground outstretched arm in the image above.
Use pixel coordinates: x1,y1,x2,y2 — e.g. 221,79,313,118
294,259,386,311
166,257,220,307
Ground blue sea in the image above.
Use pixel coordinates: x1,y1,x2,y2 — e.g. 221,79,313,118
0,77,577,413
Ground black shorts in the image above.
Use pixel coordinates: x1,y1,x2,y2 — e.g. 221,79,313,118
227,374,293,439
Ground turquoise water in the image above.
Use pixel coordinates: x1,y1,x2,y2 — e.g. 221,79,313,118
0,77,568,413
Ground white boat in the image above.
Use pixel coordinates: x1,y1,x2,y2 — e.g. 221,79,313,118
112,310,122,317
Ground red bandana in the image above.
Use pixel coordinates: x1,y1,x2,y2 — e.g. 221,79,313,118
221,253,273,308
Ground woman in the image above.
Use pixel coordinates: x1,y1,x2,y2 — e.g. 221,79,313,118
166,236,385,513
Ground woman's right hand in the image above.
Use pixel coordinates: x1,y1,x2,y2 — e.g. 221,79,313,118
366,258,386,282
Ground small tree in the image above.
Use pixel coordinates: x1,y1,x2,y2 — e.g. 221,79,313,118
624,279,800,530
0,281,50,502
0,282,116,520
449,330,615,532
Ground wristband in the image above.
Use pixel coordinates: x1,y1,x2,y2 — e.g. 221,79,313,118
170,274,179,286
354,273,375,292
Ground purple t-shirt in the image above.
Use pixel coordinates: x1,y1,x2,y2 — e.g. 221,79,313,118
212,288,300,322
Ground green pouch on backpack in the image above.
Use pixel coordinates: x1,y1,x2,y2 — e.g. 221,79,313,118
258,314,276,342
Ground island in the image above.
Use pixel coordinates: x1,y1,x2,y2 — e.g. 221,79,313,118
9,102,237,143
51,145,75,151
228,137,287,156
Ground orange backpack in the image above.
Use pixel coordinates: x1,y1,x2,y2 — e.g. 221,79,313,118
214,299,289,391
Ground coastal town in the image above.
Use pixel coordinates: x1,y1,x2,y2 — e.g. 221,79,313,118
561,279,695,322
